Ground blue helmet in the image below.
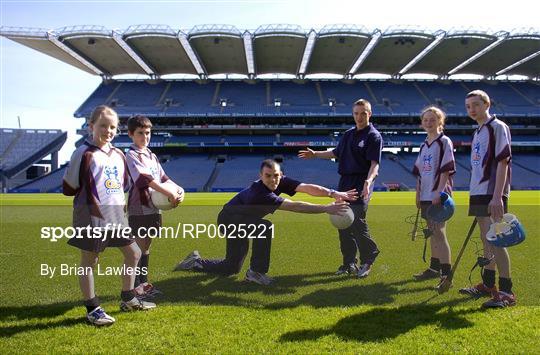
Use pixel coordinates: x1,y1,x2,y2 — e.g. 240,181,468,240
426,192,455,222
486,213,526,248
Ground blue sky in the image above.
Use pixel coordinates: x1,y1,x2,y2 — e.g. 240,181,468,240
1,0,537,162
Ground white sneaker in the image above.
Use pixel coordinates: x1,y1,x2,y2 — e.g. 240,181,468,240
335,263,359,275
357,263,372,278
87,306,115,326
120,297,156,312
175,250,202,271
245,269,274,285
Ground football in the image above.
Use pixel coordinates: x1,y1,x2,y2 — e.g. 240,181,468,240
151,182,183,211
329,206,355,229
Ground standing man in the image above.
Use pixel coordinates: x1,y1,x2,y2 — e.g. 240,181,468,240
177,159,357,285
299,99,383,278
459,90,515,308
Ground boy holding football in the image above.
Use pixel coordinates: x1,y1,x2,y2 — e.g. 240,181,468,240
126,115,184,298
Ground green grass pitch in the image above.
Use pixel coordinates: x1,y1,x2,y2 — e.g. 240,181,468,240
0,191,539,352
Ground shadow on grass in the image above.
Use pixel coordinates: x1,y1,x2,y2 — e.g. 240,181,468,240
0,297,117,338
156,271,342,307
0,299,101,322
279,299,479,343
155,271,433,309
0,317,87,338
267,280,434,309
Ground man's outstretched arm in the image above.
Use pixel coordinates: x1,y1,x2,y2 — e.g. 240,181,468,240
295,183,358,202
298,148,336,160
279,199,348,214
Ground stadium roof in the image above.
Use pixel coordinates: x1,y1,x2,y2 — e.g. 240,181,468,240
1,25,539,79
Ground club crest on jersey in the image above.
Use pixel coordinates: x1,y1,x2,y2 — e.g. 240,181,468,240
104,166,121,194
358,140,365,148
422,154,433,173
472,142,482,166
150,167,159,179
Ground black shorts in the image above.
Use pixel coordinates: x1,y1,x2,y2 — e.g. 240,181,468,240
129,214,162,239
67,229,134,253
420,201,432,220
468,195,508,217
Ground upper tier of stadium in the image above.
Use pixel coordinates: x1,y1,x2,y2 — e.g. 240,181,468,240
1,25,539,79
74,79,540,118
0,128,66,178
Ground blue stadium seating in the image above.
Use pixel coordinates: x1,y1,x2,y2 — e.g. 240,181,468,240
453,153,472,189
318,81,372,107
212,155,263,190
381,154,418,189
65,78,540,193
368,81,428,116
281,154,339,188
75,80,540,118
168,135,223,143
165,81,216,114
219,81,267,107
270,81,320,106
516,83,540,104
160,155,216,191
514,153,540,173
511,164,540,189
11,166,67,193
414,81,469,116
75,82,118,117
114,81,166,107
0,129,66,178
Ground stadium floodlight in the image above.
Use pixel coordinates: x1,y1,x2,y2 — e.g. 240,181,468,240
328,98,336,107
448,31,508,75
274,99,281,107
220,99,228,107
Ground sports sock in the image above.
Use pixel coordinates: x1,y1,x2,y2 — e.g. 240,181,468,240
499,277,513,294
121,289,135,302
429,257,440,272
482,269,496,288
440,263,451,276
138,254,149,284
84,296,100,313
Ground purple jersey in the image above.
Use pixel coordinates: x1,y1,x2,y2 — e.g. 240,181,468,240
223,176,301,219
470,116,512,196
126,144,170,216
413,133,456,201
333,124,383,176
63,139,129,228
